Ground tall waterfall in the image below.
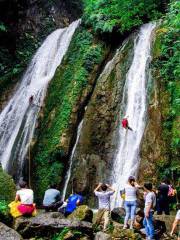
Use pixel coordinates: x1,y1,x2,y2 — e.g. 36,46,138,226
111,23,156,207
0,20,80,180
62,120,83,200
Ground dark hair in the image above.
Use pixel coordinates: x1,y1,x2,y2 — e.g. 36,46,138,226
162,176,169,184
101,184,108,191
19,180,27,188
49,184,57,189
144,182,152,191
128,176,135,185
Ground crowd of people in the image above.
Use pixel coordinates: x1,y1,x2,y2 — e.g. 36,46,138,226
94,177,179,240
9,177,179,240
9,180,84,218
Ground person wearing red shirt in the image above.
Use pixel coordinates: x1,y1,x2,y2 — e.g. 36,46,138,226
122,116,133,131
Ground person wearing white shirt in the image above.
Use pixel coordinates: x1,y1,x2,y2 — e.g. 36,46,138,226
121,176,140,229
94,183,115,231
15,180,35,216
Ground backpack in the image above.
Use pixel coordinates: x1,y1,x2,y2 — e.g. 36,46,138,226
168,185,176,197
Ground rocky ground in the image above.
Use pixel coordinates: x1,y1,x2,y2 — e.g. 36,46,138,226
0,205,177,240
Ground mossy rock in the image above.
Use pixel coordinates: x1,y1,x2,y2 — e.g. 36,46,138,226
0,167,16,202
112,228,142,240
67,205,93,222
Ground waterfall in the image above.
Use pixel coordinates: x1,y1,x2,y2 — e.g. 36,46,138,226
62,120,83,200
0,20,80,181
111,23,156,208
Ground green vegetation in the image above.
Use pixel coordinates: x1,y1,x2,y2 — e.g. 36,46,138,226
52,227,83,240
83,0,163,34
52,228,70,240
0,167,16,203
0,200,11,224
0,13,57,99
152,0,180,181
0,168,15,224
33,26,108,201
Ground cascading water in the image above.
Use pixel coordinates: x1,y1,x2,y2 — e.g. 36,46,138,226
111,23,156,207
62,120,83,200
0,20,80,181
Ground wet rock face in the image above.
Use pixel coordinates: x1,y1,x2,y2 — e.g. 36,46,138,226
138,30,169,184
0,222,22,240
0,0,82,38
69,35,135,206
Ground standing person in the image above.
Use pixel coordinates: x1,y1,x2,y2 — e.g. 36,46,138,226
122,116,133,131
65,192,83,216
15,180,35,216
122,176,140,229
94,183,115,231
143,182,156,240
43,184,63,212
156,177,170,215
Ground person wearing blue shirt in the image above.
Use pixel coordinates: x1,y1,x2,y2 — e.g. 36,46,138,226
43,184,63,211
65,193,83,216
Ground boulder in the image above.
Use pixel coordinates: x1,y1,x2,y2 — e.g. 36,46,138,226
68,205,93,222
95,231,111,240
94,232,111,240
14,212,93,238
63,230,91,240
0,222,22,240
154,214,175,232
112,227,142,239
111,207,125,223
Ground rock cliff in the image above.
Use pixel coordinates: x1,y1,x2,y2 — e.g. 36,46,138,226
69,34,135,206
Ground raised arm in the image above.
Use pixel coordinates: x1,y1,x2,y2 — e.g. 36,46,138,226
134,181,141,188
94,183,102,193
106,184,115,192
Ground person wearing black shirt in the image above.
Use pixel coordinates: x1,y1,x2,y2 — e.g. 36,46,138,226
156,178,170,215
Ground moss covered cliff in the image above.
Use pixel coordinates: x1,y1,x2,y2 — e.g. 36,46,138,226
68,35,135,206
32,26,110,202
139,1,180,187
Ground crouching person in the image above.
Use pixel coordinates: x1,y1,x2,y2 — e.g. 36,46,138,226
43,184,63,212
94,183,115,231
64,192,83,216
9,180,36,217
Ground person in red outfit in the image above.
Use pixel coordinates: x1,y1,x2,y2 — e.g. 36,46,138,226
122,116,133,131
15,180,35,216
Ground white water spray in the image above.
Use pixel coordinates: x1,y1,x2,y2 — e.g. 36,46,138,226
0,20,80,180
62,120,83,200
111,23,156,208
